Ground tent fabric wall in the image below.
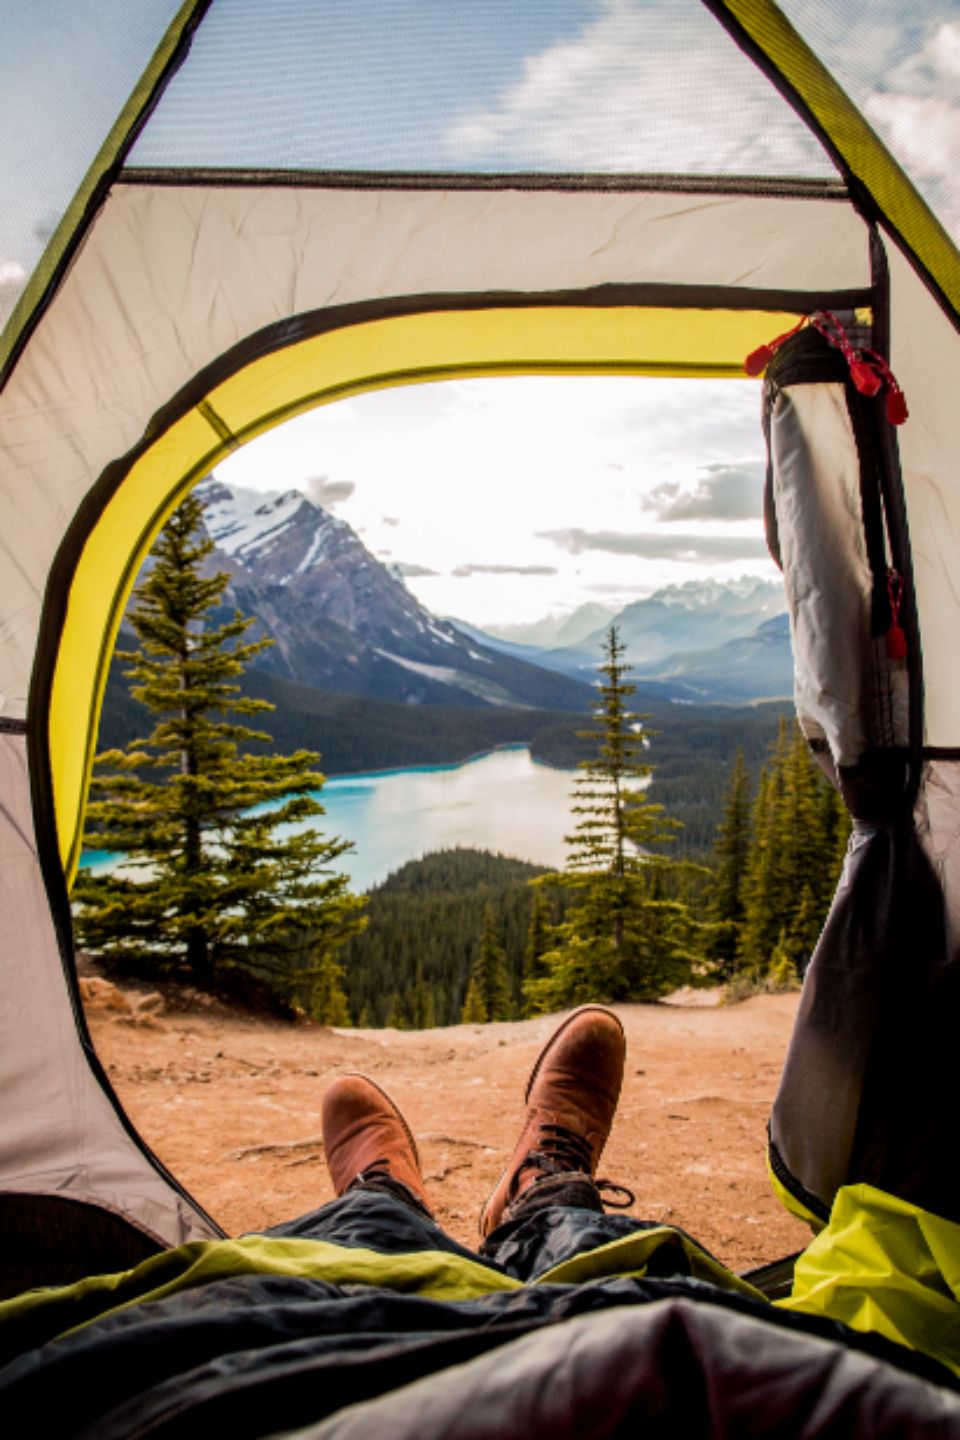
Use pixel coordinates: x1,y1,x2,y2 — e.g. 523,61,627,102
0,730,220,1250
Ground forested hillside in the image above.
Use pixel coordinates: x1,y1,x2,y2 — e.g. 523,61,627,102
337,715,850,1026
338,850,569,1027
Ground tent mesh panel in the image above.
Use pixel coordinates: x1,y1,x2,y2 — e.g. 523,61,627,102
130,0,836,178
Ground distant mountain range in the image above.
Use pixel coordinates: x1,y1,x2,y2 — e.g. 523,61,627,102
455,576,790,702
631,613,793,703
109,479,791,730
476,603,618,650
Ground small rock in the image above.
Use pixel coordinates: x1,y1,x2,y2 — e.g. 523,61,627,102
133,1013,166,1031
134,991,165,1016
80,977,131,1013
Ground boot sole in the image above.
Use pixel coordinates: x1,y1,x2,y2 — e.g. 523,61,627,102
478,1005,624,1236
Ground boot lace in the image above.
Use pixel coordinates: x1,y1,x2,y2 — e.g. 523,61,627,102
520,1123,635,1209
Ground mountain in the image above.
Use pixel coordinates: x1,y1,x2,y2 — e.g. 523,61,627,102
478,603,618,650
560,577,787,669
631,613,793,702
198,479,592,712
454,577,789,692
444,619,552,667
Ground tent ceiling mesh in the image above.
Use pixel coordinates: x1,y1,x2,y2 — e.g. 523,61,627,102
129,0,836,178
2,2,958,347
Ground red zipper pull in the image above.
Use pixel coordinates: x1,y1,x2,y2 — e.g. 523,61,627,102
862,350,909,425
744,315,808,375
810,313,909,425
849,359,882,397
886,568,907,659
745,311,909,424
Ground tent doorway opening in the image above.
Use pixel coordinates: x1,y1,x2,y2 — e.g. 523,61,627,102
74,371,840,1259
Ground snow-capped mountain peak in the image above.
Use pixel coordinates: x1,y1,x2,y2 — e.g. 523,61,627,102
200,479,347,578
191,477,591,714
648,576,780,613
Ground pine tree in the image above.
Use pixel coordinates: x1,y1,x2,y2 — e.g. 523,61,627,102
521,886,553,1016
736,719,849,976
737,721,789,972
526,625,693,1008
73,493,366,1009
384,992,407,1029
785,882,821,976
311,951,352,1026
708,748,752,976
767,929,797,990
460,978,487,1024
466,904,513,1021
409,960,437,1030
780,723,827,917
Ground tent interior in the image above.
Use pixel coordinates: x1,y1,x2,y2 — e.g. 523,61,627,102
1,0,959,1323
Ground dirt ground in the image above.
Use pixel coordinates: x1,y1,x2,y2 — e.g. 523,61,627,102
86,984,810,1274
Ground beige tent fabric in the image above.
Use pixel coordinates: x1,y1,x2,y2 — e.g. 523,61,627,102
0,183,870,719
0,731,217,1245
768,381,883,768
887,243,960,749
0,174,952,1245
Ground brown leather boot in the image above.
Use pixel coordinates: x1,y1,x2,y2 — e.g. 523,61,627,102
480,1005,628,1237
322,1074,432,1215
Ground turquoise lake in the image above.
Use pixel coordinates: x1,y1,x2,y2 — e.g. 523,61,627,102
81,746,579,893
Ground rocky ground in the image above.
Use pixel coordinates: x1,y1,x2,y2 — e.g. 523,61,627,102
83,979,810,1275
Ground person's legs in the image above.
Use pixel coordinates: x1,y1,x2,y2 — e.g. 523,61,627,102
309,1007,644,1282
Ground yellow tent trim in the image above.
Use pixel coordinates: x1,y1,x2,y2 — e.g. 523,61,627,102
54,301,794,879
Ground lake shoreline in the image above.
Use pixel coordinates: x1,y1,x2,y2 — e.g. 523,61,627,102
320,741,574,786
80,746,580,886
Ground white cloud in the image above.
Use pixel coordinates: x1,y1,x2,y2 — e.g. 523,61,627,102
0,260,26,290
866,93,960,180
303,475,355,509
445,0,831,176
865,91,960,239
644,462,764,522
391,562,439,578
538,527,769,565
0,258,27,328
217,374,775,627
930,19,960,77
451,562,559,578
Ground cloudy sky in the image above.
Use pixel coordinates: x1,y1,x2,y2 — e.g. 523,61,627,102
216,375,773,627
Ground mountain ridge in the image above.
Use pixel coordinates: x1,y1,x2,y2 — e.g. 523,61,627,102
198,478,593,713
